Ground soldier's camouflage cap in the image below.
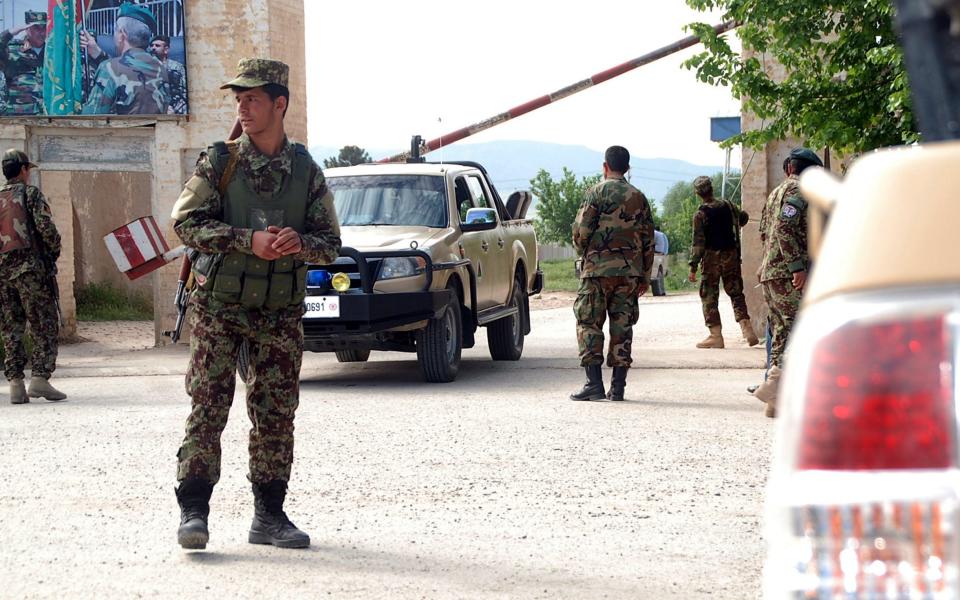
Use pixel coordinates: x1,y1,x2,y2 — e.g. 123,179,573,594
24,10,47,26
790,147,824,167
1,149,37,169
693,176,713,195
220,58,289,90
119,3,157,34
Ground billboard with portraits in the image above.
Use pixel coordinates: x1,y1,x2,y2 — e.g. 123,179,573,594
0,0,188,116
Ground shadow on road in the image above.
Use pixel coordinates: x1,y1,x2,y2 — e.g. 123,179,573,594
180,541,638,596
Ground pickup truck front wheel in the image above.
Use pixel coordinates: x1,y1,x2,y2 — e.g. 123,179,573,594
488,276,525,361
416,286,462,383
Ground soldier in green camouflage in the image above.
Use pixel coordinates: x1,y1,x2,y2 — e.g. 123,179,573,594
751,148,823,417
570,146,655,402
80,4,169,115
149,35,187,114
687,176,758,349
0,11,47,115
170,58,341,551
0,150,67,404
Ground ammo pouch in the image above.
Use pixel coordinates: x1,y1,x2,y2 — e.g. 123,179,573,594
200,251,307,310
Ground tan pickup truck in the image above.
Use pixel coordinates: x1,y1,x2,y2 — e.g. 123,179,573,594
301,161,542,383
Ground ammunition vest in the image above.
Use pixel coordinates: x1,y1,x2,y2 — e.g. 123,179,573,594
201,141,311,310
699,201,736,251
0,184,32,254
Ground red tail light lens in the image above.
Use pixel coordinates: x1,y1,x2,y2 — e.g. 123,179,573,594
797,316,954,471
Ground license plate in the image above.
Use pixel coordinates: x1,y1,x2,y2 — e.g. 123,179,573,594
303,296,340,318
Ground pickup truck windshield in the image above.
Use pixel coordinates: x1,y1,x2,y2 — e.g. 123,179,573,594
327,175,448,227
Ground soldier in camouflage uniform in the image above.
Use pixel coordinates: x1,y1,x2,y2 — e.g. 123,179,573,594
687,176,758,349
570,146,655,402
752,148,823,417
0,150,66,404
0,11,47,115
80,4,169,115
169,58,341,551
148,35,187,114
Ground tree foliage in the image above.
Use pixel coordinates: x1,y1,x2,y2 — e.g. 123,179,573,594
323,145,372,168
659,172,741,257
684,0,918,155
530,168,601,247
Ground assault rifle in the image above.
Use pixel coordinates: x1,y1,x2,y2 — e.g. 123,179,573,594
163,118,243,344
43,255,63,328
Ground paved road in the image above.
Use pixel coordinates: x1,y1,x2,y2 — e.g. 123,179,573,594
0,293,771,599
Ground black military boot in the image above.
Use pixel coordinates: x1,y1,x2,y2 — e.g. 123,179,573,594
176,478,212,550
249,480,311,549
570,364,605,401
606,366,629,401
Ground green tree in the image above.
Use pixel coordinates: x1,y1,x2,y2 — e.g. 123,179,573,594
684,1,917,155
324,145,372,168
530,168,601,247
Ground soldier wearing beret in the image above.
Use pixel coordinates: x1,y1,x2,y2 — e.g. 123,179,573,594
0,11,47,115
81,4,169,115
687,176,758,349
0,150,66,404
751,148,823,417
169,59,341,550
569,145,655,402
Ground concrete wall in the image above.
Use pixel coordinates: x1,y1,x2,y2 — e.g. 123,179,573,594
0,0,308,344
738,52,802,332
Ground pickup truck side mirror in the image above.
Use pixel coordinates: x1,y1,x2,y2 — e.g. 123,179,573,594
460,208,498,232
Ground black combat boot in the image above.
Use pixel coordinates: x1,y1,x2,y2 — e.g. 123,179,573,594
249,480,311,549
570,364,605,401
176,478,213,550
606,366,629,401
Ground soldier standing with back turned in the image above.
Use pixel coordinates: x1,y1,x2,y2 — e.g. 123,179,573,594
687,176,759,349
169,59,341,550
0,150,66,404
569,145,655,402
751,148,822,417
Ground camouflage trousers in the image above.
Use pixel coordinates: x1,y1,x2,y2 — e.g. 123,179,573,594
0,270,59,380
177,295,304,486
762,278,802,368
700,249,750,327
574,276,641,367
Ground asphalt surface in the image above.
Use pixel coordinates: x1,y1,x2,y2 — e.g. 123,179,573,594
0,292,771,599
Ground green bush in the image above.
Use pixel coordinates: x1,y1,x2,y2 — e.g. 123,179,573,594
540,259,580,293
665,254,697,293
76,282,153,321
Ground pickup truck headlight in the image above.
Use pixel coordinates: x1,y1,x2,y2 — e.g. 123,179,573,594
378,257,427,280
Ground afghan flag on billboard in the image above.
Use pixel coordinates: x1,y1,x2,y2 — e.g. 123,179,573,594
43,0,93,115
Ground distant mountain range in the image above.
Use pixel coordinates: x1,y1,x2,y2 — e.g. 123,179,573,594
309,140,726,210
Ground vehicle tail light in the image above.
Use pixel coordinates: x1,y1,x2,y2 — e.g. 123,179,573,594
765,293,959,599
798,315,954,471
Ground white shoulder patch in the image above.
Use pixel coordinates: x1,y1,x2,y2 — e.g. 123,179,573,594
781,204,798,219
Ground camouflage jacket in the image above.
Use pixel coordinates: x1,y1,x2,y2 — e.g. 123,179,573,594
572,176,655,282
163,58,187,114
82,48,169,115
758,175,808,282
0,32,43,115
0,182,62,280
173,134,341,267
689,197,748,271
